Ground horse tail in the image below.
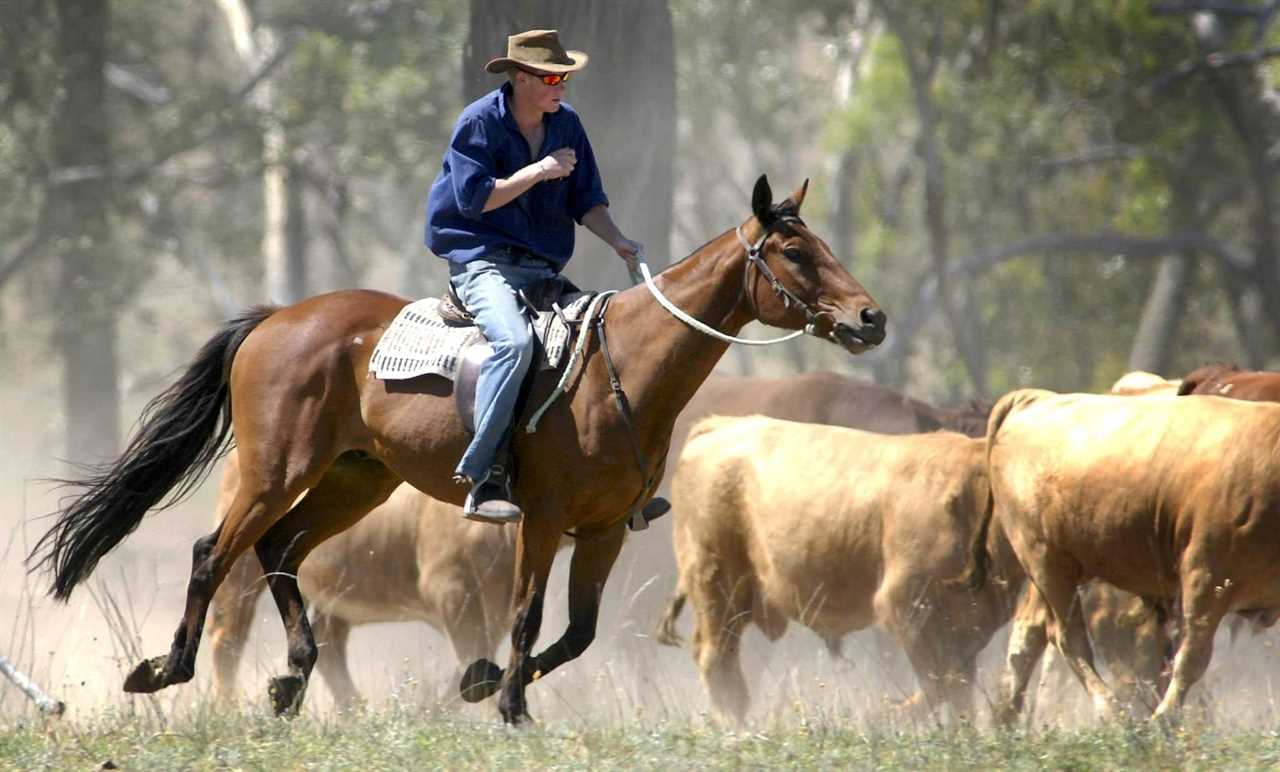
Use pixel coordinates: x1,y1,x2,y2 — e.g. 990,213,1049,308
29,305,278,600
652,587,687,647
957,389,1029,592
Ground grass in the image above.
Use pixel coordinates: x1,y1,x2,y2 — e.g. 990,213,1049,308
4,702,1280,771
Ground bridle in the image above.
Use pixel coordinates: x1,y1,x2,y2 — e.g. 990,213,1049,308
633,214,834,346
736,214,833,338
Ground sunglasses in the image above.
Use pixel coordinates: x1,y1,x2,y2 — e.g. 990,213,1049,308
523,69,570,86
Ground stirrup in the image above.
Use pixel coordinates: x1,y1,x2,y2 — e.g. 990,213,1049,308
628,497,671,532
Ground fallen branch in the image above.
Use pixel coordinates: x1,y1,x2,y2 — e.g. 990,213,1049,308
0,655,65,716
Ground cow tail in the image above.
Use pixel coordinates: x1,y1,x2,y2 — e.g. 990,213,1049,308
958,390,1023,592
653,586,687,646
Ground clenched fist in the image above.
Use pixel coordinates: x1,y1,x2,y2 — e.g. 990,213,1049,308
538,148,577,180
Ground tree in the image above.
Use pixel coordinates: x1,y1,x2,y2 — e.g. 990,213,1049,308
50,0,121,463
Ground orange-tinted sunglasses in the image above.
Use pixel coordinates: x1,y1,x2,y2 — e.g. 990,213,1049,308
523,69,570,86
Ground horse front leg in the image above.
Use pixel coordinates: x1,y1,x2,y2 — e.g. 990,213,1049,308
523,527,625,683
495,519,565,724
460,524,624,727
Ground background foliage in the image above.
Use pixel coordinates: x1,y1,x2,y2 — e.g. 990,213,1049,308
4,0,1280,460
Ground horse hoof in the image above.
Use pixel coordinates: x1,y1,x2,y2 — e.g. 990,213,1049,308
122,655,169,694
269,675,307,717
460,659,503,703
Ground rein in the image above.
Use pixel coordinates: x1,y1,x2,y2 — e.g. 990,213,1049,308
632,215,827,346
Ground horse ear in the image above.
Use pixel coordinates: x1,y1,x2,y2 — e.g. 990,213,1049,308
751,175,774,225
792,178,809,210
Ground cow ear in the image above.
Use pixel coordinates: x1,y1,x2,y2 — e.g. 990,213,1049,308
751,175,774,226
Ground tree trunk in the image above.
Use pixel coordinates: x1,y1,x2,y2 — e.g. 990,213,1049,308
216,0,297,303
1127,254,1193,374
51,0,120,464
464,0,675,288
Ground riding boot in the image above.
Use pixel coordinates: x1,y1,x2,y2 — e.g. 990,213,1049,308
461,465,521,525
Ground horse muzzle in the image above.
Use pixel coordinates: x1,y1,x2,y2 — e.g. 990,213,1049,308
826,307,886,352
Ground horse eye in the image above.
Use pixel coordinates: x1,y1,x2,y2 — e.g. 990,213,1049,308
783,247,806,262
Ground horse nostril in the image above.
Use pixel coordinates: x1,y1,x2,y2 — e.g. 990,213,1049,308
860,307,885,329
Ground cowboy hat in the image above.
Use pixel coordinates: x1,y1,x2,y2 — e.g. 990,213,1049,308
485,29,588,74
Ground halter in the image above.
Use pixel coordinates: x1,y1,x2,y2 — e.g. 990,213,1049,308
634,215,829,346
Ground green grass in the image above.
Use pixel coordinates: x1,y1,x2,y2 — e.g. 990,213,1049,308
3,703,1280,771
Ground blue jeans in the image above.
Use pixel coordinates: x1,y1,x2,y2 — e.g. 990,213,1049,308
448,252,557,481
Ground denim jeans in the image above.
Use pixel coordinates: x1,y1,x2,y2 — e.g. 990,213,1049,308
448,252,558,481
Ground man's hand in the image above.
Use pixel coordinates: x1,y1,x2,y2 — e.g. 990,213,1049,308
612,236,643,275
538,148,577,180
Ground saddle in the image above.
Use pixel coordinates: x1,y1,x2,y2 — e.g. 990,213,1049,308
444,274,582,434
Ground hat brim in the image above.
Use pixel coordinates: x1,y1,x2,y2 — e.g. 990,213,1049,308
485,50,588,74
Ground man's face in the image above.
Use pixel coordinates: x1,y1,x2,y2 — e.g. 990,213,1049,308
515,68,568,114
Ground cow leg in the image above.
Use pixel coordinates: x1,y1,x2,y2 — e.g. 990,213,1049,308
441,574,503,705
881,581,972,722
689,568,754,724
253,456,400,716
208,551,266,704
1151,567,1227,722
1036,564,1118,719
310,612,361,710
999,584,1050,725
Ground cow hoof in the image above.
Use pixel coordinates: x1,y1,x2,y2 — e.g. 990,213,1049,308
460,659,503,703
269,675,307,717
123,655,169,694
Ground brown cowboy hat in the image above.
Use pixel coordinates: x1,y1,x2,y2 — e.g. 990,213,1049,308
485,29,588,74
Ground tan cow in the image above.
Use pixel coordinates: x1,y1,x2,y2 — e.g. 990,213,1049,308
654,415,1021,723
965,389,1280,722
207,452,519,707
1107,370,1181,397
1027,371,1184,717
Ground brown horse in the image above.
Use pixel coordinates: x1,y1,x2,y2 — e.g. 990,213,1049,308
28,176,885,723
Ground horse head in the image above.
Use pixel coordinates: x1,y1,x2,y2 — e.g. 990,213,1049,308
744,175,886,353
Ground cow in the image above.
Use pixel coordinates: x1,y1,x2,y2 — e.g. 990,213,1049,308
964,389,1280,722
207,452,520,708
1108,371,1182,397
653,415,1022,724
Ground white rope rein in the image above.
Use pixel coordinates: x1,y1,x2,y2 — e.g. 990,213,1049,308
630,233,805,346
526,229,807,431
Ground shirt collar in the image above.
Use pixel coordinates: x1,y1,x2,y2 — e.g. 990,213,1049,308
497,81,555,134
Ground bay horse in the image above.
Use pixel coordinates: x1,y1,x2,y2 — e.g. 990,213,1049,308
29,175,885,723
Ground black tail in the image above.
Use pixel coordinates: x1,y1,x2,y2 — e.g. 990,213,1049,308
28,305,278,600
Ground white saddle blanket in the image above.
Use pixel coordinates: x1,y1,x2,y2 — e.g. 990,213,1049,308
370,293,593,381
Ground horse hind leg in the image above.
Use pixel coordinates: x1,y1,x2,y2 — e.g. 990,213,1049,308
252,453,401,716
122,469,318,696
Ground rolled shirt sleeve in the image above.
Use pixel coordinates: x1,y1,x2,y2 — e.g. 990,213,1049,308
447,117,498,220
567,129,609,224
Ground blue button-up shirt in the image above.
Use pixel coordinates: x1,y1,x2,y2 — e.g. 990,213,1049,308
424,83,609,272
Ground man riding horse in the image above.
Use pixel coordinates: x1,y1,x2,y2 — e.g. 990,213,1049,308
427,29,643,524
